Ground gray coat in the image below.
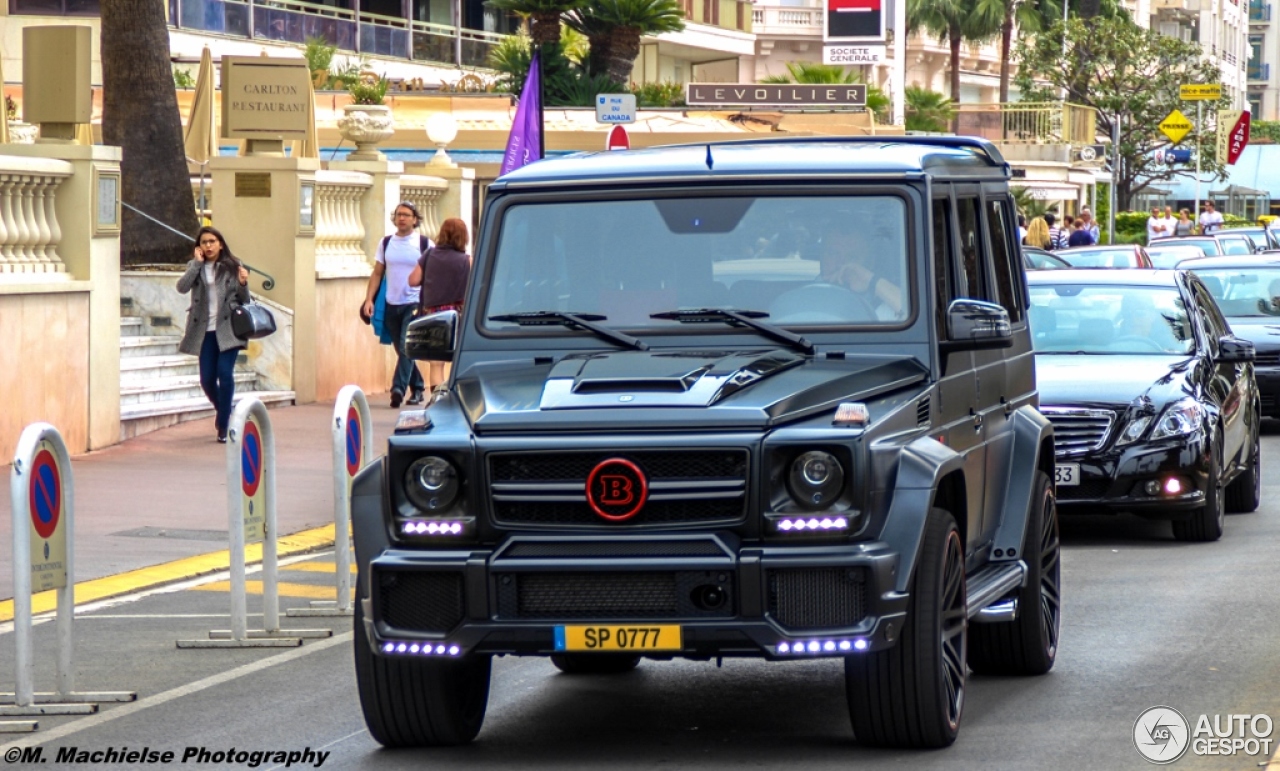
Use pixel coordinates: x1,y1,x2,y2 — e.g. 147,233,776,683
177,259,251,355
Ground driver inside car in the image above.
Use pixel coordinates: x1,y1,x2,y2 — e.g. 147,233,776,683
818,224,905,320
1114,292,1184,353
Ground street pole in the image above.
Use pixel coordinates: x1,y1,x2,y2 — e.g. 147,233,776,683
893,0,906,126
1195,100,1202,229
1109,114,1118,245
1060,0,1070,101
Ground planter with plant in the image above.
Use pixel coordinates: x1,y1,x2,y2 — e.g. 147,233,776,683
338,73,394,161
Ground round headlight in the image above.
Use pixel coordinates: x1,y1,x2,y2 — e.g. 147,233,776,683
788,451,845,509
405,456,460,513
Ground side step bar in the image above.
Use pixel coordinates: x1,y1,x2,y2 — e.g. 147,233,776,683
965,561,1027,622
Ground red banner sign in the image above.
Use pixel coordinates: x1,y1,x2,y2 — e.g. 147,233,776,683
1227,111,1250,165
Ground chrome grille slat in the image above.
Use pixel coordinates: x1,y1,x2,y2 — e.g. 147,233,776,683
1040,407,1115,458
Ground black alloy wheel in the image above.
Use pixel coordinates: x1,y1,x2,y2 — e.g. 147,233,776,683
1225,429,1261,513
1172,438,1225,542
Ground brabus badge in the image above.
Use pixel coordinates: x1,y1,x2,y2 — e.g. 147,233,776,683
586,458,648,521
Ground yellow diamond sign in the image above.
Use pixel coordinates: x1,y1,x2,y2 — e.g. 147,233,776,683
1160,109,1193,145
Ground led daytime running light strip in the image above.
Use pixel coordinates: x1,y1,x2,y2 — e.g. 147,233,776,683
777,638,869,655
401,520,465,536
381,641,462,657
777,516,850,532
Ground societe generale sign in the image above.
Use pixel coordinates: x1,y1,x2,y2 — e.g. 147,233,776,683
685,83,867,107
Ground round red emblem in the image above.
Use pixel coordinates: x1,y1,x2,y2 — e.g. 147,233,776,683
585,458,648,521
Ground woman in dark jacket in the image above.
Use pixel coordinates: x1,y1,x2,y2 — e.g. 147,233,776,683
409,217,472,392
177,226,251,442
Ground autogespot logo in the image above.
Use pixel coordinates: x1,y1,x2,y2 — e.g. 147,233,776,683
1134,706,1191,764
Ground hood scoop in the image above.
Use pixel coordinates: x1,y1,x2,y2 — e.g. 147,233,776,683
541,350,803,409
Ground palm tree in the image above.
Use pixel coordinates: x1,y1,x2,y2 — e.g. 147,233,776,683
907,0,997,129
488,0,589,48
102,0,200,264
972,0,1042,103
761,62,891,119
904,86,954,132
565,0,685,86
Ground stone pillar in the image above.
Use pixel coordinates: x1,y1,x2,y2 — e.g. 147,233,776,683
208,155,320,404
328,159,404,263
430,165,475,240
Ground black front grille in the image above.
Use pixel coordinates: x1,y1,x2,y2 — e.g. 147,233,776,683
1054,479,1112,500
495,570,735,619
767,568,866,630
490,450,749,527
1042,408,1115,457
377,571,464,633
501,539,728,559
1255,351,1280,368
916,396,931,426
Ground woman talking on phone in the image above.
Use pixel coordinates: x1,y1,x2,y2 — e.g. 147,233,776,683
177,226,250,443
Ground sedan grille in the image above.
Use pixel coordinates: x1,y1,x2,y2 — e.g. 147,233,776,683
1041,407,1115,458
1255,351,1280,368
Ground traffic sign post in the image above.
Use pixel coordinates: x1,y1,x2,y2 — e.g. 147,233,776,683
1177,83,1221,228
606,125,630,151
595,93,636,124
178,399,330,648
1159,109,1192,145
288,385,373,618
2,423,135,730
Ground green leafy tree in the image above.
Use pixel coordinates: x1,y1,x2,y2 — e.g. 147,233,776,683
761,62,891,120
907,0,999,128
904,86,954,132
487,0,588,48
972,0,1042,103
489,33,626,105
1014,16,1226,210
565,0,685,85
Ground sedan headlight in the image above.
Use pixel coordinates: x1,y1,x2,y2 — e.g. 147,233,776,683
787,451,845,509
404,456,461,513
1115,415,1152,447
1149,398,1206,441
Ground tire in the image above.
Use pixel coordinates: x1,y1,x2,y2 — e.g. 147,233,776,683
1172,440,1225,542
354,601,491,747
1225,430,1261,514
845,508,967,749
969,471,1060,676
550,654,641,675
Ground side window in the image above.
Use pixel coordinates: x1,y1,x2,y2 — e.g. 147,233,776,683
931,197,953,333
1194,282,1228,348
986,197,1024,322
955,197,986,299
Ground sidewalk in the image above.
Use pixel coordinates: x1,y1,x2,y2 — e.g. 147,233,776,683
0,397,402,603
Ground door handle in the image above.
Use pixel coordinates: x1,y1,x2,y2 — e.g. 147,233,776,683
1001,397,1012,417
971,409,983,430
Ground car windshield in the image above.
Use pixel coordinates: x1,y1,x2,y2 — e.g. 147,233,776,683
1233,228,1279,251
1217,237,1255,256
1146,245,1205,269
485,195,911,330
1159,238,1219,256
1188,266,1280,317
1059,248,1140,268
1029,284,1195,355
1025,250,1069,270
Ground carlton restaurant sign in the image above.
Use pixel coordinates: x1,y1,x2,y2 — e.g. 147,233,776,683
220,55,312,140
685,83,867,107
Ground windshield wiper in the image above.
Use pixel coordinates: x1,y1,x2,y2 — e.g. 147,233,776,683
489,311,649,351
650,308,815,354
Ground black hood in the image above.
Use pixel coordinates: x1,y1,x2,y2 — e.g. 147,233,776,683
1221,318,1280,353
453,349,928,433
1036,354,1196,410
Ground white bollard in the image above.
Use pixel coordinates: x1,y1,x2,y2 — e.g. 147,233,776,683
288,386,372,618
0,423,135,727
177,399,330,648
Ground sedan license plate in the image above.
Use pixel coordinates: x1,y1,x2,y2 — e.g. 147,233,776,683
1055,463,1080,487
555,625,682,652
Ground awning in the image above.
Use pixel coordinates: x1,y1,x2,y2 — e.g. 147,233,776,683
1012,182,1080,200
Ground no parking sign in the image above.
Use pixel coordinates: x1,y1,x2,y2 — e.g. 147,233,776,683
27,440,67,592
345,405,363,478
241,415,266,543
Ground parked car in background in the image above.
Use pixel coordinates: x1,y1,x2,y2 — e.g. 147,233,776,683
1150,236,1222,257
1027,269,1260,542
1208,232,1259,256
1057,245,1154,269
1145,243,1208,269
1178,255,1280,419
1025,247,1072,270
1220,227,1280,253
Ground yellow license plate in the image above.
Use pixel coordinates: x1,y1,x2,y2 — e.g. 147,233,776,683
555,625,682,652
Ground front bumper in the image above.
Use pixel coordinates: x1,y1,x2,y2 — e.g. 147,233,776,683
1256,367,1280,418
359,534,908,661
1054,434,1209,515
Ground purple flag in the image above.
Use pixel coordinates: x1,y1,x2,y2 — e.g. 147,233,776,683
500,50,543,176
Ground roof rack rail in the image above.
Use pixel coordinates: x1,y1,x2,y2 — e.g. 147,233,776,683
676,135,1009,169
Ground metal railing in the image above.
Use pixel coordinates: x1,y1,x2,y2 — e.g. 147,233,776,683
1250,1,1272,21
953,102,1098,145
1249,62,1271,81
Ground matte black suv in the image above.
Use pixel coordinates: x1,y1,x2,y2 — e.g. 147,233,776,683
352,136,1061,750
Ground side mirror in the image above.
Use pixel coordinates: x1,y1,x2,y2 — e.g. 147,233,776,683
405,309,459,362
942,299,1013,352
1217,335,1255,363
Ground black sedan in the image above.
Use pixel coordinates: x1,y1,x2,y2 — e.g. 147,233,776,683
1027,269,1261,541
1178,255,1280,418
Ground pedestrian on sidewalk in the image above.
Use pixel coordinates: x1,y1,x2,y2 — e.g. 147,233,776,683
409,217,473,393
177,226,250,443
361,202,431,408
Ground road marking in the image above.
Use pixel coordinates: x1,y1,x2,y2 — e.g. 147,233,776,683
192,580,353,601
0,525,337,623
284,562,357,574
0,632,353,751
75,614,270,620
263,728,368,771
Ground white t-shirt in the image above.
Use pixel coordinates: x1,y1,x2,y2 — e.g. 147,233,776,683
203,262,219,332
376,233,427,306
1147,216,1167,242
1199,211,1224,233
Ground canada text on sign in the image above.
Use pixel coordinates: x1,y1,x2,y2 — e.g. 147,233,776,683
685,83,867,106
1179,84,1222,101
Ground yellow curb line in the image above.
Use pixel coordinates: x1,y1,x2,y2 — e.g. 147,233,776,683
0,524,337,624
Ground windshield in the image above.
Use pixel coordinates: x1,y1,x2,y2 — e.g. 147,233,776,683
1162,239,1219,256
485,195,911,330
1189,267,1280,317
1146,246,1205,269
1218,238,1255,256
1060,248,1141,268
1029,284,1195,355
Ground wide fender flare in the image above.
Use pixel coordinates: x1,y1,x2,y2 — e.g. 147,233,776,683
351,456,388,599
879,434,965,595
988,405,1054,560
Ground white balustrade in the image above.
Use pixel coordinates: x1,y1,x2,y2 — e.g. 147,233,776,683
314,169,373,276
399,175,448,241
751,4,822,33
0,157,73,278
